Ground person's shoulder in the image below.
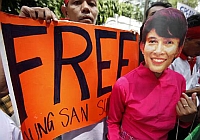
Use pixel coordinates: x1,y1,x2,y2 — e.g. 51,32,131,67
124,68,138,77
114,69,136,87
0,109,13,123
0,110,23,140
171,57,188,66
0,110,14,138
118,67,139,81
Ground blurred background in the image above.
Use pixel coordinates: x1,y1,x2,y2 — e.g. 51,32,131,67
1,0,200,32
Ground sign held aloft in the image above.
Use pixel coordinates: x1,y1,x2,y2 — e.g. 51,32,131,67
177,2,196,18
0,12,139,139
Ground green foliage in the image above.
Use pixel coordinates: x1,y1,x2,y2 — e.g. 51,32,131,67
119,3,143,22
2,0,63,17
97,0,120,25
168,0,198,8
97,0,143,25
2,0,143,25
37,0,63,18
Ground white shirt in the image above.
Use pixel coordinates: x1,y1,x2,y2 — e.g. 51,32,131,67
62,118,107,140
0,109,23,140
170,56,200,90
170,56,200,105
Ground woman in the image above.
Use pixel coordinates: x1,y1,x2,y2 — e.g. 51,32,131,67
107,8,197,140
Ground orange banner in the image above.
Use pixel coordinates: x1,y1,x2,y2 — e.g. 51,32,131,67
0,12,139,139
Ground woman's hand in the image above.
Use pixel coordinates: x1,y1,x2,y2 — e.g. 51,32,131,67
176,93,197,122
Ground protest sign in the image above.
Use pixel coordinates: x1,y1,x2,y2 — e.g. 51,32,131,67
177,2,196,18
0,12,139,139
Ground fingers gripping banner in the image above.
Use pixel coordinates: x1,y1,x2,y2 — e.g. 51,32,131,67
0,12,139,139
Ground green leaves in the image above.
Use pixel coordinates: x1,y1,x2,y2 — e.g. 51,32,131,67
97,0,143,25
2,0,63,17
1,0,143,25
168,0,198,8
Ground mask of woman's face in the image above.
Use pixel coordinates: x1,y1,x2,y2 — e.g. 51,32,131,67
66,0,98,24
140,29,181,74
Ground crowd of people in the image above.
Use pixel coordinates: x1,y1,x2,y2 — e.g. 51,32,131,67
0,0,200,140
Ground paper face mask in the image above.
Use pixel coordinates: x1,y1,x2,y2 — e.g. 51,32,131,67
140,8,187,74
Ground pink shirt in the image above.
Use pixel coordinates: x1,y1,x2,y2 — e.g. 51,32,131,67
107,64,186,140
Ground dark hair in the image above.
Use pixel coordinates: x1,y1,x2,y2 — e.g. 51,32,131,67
141,8,187,48
187,14,200,28
139,1,171,63
145,2,172,21
140,2,172,45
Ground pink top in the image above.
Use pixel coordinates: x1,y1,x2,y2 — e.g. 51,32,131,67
107,63,186,140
